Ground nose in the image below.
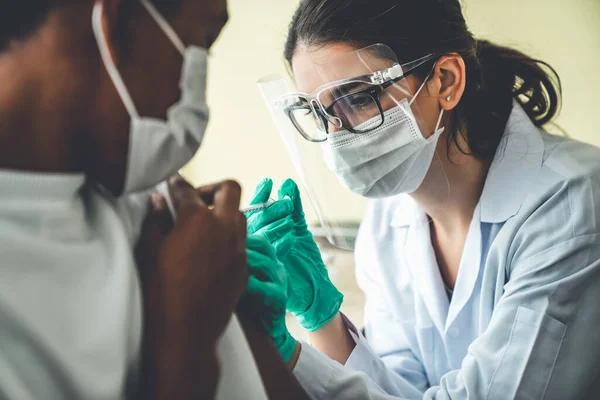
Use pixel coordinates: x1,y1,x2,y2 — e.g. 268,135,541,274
327,118,345,133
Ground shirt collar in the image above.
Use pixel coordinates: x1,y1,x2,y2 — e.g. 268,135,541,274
391,101,544,227
0,169,85,202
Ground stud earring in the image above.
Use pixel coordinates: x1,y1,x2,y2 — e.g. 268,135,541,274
446,96,452,102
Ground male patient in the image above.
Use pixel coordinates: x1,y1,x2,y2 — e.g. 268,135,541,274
0,0,307,398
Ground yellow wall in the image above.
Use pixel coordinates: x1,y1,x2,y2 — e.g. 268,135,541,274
183,0,600,221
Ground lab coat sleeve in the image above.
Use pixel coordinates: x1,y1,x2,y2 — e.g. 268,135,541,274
293,342,402,400
342,261,430,398
336,198,430,398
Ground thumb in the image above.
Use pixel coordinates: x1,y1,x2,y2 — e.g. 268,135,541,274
278,179,306,227
250,178,274,206
135,193,174,276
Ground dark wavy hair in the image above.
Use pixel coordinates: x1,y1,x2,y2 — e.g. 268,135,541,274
285,0,562,161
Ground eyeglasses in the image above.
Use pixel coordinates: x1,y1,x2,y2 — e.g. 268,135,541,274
281,54,437,142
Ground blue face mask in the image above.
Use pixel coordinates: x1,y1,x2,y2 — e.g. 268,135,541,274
92,0,210,194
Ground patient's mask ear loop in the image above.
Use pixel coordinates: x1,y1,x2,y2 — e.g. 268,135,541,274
138,0,186,55
92,0,186,120
92,3,139,119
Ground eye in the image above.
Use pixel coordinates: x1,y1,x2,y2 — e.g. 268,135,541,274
349,95,371,108
345,93,377,111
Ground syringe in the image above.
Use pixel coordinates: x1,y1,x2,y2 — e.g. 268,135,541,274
240,200,276,216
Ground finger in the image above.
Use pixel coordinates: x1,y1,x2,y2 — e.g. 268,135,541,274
168,175,207,213
138,193,174,245
212,180,243,219
246,249,273,282
236,211,248,255
195,182,220,206
246,199,293,234
195,179,242,207
246,234,274,256
278,179,306,224
250,178,273,206
245,278,287,307
254,217,294,246
246,240,288,285
272,234,294,259
135,194,174,275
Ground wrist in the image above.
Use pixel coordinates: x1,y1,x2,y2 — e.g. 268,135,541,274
295,287,344,332
278,331,299,363
306,313,355,365
286,341,302,370
141,338,219,400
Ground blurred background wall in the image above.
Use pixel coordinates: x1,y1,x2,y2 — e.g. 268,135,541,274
182,0,600,224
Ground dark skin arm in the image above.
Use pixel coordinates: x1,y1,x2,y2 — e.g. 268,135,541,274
237,313,309,400
136,177,308,399
136,177,247,399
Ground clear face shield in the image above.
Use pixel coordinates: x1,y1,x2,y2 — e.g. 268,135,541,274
258,44,449,250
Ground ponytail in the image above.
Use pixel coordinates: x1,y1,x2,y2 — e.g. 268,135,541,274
477,40,561,127
452,40,562,160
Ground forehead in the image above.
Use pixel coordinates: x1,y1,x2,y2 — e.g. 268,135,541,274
291,43,394,94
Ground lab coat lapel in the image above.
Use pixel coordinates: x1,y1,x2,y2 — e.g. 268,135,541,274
445,204,483,330
404,208,449,334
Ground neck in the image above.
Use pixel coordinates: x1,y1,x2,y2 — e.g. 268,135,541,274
411,133,490,235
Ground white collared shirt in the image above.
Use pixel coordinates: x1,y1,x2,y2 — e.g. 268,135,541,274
293,103,600,399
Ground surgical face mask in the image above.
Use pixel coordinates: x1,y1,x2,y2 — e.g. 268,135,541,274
92,0,210,194
321,78,444,198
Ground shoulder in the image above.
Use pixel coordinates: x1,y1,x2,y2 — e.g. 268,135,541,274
508,132,600,262
541,132,600,178
535,133,600,235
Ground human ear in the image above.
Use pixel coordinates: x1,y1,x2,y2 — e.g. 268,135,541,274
426,54,466,111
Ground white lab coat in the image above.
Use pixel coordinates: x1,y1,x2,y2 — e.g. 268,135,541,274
293,102,600,399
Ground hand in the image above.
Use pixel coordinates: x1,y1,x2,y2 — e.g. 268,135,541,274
239,234,297,362
248,178,344,332
246,178,294,256
136,177,247,399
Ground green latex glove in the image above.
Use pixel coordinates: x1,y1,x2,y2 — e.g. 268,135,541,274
246,178,294,256
247,178,343,332
277,179,344,331
242,234,297,362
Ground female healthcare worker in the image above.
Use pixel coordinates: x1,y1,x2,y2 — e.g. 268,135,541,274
246,0,600,398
